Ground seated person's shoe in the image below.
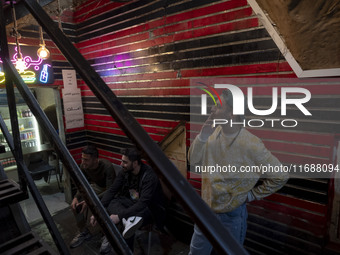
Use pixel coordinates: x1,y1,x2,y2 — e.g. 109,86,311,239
122,216,143,239
100,236,113,254
69,229,92,248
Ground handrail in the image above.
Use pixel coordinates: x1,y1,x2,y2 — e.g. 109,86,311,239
0,0,27,196
2,51,132,255
23,0,248,254
0,1,133,253
0,3,69,254
0,102,69,255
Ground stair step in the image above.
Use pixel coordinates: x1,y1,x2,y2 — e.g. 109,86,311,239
26,246,50,255
0,231,56,255
0,179,27,206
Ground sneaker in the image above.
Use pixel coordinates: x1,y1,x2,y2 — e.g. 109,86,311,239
100,236,113,254
122,216,143,239
69,229,92,248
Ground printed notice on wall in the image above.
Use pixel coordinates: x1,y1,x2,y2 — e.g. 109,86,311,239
62,69,84,129
62,69,77,91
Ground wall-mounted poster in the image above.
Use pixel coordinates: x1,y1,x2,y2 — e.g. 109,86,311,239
62,69,84,130
0,44,54,85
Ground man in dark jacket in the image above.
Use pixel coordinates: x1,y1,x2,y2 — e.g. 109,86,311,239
91,147,165,254
69,145,116,248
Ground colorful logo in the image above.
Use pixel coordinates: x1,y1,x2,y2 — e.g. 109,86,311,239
195,82,222,115
192,82,312,128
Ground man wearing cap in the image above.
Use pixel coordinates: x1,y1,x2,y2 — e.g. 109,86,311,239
188,89,289,254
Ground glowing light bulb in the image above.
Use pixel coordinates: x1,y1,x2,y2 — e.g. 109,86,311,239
37,44,50,60
16,58,26,73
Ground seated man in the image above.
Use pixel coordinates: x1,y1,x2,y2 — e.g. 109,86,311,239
70,145,116,248
90,147,165,254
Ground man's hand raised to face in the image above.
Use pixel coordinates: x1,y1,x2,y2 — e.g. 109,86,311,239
200,112,217,141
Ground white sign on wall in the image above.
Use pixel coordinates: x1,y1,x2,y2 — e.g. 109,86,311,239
62,70,84,129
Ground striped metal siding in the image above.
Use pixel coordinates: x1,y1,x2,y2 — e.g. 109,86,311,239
73,0,289,159
71,0,339,254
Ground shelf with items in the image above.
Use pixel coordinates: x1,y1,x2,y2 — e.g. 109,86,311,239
0,105,41,153
4,116,35,121
0,129,36,135
0,157,16,169
2,111,34,122
0,89,60,180
20,131,36,141
0,144,53,162
0,130,37,142
0,104,44,162
2,118,35,132
3,116,35,121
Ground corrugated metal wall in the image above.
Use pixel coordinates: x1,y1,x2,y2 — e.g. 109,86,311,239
14,0,340,254
71,0,292,161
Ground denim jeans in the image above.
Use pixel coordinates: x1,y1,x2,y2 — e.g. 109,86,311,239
189,203,248,255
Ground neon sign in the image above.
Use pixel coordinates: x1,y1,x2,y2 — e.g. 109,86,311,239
0,44,54,84
40,64,51,83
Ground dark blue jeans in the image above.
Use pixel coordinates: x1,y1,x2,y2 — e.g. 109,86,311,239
189,203,248,255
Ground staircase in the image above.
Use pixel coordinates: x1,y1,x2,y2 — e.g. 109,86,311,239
0,231,56,255
0,163,58,254
0,179,26,206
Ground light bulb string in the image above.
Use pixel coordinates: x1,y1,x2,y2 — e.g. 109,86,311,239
57,0,62,30
39,26,45,46
36,0,50,59
15,36,22,59
37,0,44,45
11,0,22,60
11,1,18,35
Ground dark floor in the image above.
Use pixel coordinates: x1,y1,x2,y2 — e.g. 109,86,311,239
30,207,190,255
31,207,190,255
26,176,190,254
13,173,340,255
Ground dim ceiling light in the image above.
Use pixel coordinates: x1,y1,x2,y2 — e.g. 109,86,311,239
37,42,50,60
36,0,50,60
11,1,26,72
15,57,26,73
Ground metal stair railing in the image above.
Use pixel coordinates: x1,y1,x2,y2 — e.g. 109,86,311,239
0,157,59,255
0,0,28,198
0,0,133,253
0,50,133,253
0,2,69,254
23,1,249,255
0,114,68,255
